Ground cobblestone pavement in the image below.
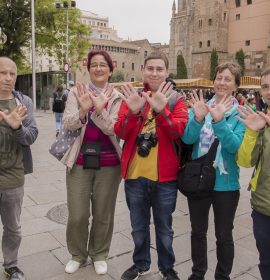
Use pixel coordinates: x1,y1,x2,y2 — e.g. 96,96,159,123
0,111,261,280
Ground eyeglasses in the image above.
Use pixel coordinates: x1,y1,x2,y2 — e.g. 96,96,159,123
89,63,109,69
261,84,270,90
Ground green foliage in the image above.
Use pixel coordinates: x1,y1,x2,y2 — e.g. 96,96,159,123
110,69,125,82
210,48,218,81
0,0,90,71
176,54,187,79
169,72,177,79
235,48,245,75
35,0,90,68
0,0,31,67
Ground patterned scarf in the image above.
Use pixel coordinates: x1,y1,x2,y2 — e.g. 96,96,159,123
88,81,104,94
197,96,239,175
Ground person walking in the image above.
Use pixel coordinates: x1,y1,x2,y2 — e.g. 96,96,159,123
0,57,38,280
237,67,270,280
52,84,67,137
62,50,122,275
114,51,188,280
181,62,245,280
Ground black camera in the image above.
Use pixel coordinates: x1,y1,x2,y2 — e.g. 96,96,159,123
136,132,158,157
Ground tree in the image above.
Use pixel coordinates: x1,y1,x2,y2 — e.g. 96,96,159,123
235,48,245,75
35,0,90,68
176,54,187,79
110,69,125,82
0,0,31,67
210,48,218,80
0,0,90,71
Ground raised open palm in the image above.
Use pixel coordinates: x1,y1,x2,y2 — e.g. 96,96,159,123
141,81,174,113
0,105,27,129
75,82,93,113
236,106,267,131
90,83,115,114
119,84,146,114
189,90,208,123
207,95,232,122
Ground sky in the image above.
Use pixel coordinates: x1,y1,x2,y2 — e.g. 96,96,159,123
75,0,173,44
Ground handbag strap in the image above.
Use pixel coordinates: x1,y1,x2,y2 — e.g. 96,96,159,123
203,138,219,165
203,114,232,165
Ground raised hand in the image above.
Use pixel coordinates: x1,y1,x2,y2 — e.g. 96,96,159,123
141,81,174,113
207,95,232,122
0,105,27,129
258,111,270,126
189,89,208,123
236,106,267,131
90,83,115,114
75,82,93,114
119,84,146,114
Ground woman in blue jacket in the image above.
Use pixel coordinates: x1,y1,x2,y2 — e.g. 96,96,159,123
182,62,245,280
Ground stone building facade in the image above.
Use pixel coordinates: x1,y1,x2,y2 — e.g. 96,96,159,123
169,0,270,78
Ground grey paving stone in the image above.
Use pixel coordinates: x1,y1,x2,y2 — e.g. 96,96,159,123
28,190,66,205
50,228,67,247
108,232,134,258
17,251,64,280
19,232,61,258
26,202,64,218
52,246,70,266
21,217,65,236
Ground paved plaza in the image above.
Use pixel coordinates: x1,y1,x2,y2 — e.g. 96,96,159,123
0,111,261,280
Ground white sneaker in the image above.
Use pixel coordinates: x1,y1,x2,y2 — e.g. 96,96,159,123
65,260,81,274
94,261,107,275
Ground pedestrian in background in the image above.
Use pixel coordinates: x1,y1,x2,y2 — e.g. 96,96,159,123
0,57,38,280
181,62,245,280
63,50,122,276
237,67,270,280
52,84,67,137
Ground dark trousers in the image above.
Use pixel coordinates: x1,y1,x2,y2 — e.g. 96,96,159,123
125,177,178,272
187,191,240,280
252,210,270,280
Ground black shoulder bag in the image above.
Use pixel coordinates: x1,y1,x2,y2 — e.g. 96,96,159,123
177,138,219,198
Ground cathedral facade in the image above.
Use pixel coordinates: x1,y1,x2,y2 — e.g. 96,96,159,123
169,0,270,78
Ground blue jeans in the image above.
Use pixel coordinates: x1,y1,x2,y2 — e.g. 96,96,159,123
125,177,178,272
252,210,270,280
54,112,63,130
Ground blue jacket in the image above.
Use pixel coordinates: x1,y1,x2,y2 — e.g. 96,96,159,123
181,108,245,191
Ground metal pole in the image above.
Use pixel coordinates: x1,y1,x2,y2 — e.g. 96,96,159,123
31,0,36,110
66,7,69,88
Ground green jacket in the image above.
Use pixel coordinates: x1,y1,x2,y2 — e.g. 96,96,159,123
237,126,270,216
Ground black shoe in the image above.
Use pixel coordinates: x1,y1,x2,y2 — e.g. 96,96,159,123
188,275,205,280
121,264,151,280
160,269,180,280
4,267,25,280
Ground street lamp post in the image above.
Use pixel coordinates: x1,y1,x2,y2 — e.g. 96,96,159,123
55,1,76,87
31,0,36,110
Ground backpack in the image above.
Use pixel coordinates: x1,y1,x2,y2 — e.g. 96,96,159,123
167,92,193,169
53,93,65,113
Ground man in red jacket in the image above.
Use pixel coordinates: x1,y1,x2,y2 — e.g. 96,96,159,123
114,51,188,280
